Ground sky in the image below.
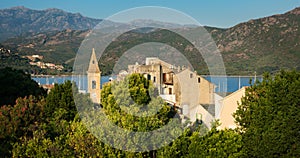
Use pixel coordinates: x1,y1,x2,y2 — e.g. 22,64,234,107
1,0,300,28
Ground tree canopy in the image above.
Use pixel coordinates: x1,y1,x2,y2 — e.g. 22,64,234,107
1,70,300,157
234,70,300,157
45,80,77,121
0,67,46,106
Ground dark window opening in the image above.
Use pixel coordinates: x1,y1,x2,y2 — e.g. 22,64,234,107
169,88,172,94
163,73,167,82
190,73,193,78
92,80,96,89
198,77,201,83
153,76,156,83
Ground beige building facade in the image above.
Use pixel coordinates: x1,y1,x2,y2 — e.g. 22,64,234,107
85,55,246,130
218,86,247,129
127,57,215,109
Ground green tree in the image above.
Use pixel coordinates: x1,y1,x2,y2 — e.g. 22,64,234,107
94,73,178,157
0,96,46,157
187,126,243,158
45,80,77,121
157,128,193,157
128,73,151,105
0,67,46,106
234,70,300,157
100,73,176,132
12,85,128,157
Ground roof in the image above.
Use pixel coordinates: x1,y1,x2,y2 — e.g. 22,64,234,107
87,48,101,73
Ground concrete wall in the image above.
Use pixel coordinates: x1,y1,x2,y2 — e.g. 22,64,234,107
219,87,246,129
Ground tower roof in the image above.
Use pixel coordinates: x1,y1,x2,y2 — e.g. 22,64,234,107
87,48,101,73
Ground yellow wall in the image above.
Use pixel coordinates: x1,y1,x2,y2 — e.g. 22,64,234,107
219,87,246,129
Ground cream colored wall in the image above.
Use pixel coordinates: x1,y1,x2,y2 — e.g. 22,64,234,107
176,69,200,107
198,76,215,105
219,87,246,129
214,93,224,119
189,104,215,129
87,73,101,104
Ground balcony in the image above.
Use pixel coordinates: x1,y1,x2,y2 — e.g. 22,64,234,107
160,94,176,105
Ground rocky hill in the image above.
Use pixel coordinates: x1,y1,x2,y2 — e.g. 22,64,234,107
0,6,101,41
212,7,300,74
1,7,300,75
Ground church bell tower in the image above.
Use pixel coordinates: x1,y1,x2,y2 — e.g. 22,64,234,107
87,48,101,104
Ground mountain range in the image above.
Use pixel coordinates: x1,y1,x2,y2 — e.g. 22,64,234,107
0,6,100,41
0,6,300,75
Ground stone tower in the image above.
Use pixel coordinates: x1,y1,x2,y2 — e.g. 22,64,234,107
87,48,101,104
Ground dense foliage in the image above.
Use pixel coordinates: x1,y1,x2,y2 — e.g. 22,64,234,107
0,67,46,106
1,71,300,157
45,80,77,121
234,70,300,157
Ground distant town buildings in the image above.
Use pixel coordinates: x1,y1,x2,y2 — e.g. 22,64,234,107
24,54,64,70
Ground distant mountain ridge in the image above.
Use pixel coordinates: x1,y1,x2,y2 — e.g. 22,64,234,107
1,6,300,75
0,6,101,41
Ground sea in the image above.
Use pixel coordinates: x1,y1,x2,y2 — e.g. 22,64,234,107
32,75,262,93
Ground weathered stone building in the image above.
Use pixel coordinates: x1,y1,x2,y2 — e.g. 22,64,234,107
127,57,215,110
86,54,246,130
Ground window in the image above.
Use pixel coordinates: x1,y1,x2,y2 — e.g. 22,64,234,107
163,73,173,84
163,73,167,82
190,73,193,78
198,77,201,83
147,74,151,80
169,88,172,94
92,80,96,89
153,76,156,83
92,60,95,64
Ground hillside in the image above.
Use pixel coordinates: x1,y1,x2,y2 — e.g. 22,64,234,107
0,43,72,75
3,29,88,66
0,6,101,41
1,7,300,75
214,7,300,74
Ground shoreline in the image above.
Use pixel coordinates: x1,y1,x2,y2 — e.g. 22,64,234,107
31,74,263,78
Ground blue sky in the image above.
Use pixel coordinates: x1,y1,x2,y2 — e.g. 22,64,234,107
1,0,300,28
